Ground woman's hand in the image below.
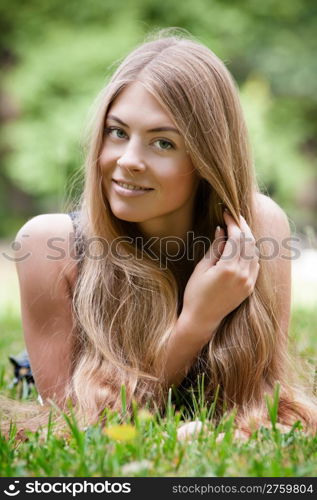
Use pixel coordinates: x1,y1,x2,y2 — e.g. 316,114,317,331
179,210,260,342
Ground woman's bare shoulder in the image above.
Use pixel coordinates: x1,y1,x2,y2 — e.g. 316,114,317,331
252,192,290,239
16,213,73,239
252,193,291,336
15,213,78,289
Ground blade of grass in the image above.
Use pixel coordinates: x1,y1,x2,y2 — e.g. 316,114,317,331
206,384,220,421
265,382,280,431
121,384,127,420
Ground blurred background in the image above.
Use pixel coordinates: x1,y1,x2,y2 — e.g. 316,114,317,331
0,0,316,369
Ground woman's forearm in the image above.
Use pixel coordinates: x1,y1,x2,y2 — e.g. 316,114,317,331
163,314,219,388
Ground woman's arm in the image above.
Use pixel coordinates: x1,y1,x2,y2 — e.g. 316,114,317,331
163,194,291,388
163,210,256,388
163,315,219,388
15,214,77,407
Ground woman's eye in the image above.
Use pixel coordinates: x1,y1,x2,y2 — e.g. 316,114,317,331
105,127,127,139
154,139,174,151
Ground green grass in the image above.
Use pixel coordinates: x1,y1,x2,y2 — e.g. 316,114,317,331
0,307,317,477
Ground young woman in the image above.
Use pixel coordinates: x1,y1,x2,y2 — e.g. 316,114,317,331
12,29,317,434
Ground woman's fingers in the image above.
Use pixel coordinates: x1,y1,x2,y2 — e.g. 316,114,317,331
214,226,226,254
236,214,260,290
220,211,259,276
220,211,241,263
203,226,226,268
204,211,259,274
238,215,259,269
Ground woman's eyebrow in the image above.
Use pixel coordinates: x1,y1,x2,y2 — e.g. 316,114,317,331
107,114,180,135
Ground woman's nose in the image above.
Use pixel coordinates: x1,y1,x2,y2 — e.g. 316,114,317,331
116,142,146,173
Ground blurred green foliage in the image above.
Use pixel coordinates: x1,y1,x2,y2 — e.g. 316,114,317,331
1,0,316,236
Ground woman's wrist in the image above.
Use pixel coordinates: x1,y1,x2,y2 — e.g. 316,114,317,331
177,310,221,346
164,312,216,388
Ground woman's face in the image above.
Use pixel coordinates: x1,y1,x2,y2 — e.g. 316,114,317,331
99,82,199,238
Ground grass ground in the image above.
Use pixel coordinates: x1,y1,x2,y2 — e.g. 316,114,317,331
0,306,317,477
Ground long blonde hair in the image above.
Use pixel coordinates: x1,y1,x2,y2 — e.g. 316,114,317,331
65,29,317,432
3,29,317,434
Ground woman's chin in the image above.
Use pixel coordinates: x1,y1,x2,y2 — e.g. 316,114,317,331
111,208,147,223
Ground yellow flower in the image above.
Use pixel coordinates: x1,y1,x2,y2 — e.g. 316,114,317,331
105,424,137,442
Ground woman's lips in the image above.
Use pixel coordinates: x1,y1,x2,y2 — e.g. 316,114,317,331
112,180,154,197
113,179,153,190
